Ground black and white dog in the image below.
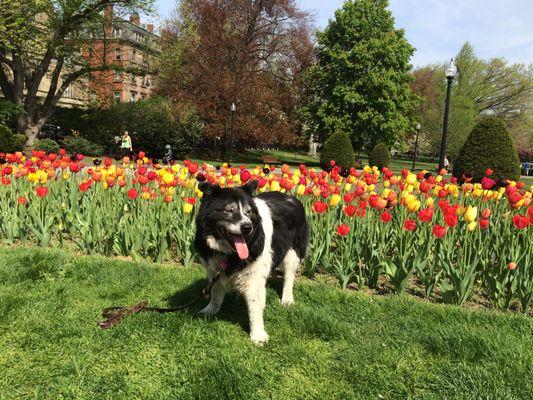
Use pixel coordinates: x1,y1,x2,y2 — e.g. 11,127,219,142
194,180,309,345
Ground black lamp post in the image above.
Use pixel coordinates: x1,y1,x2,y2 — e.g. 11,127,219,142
412,123,421,171
438,58,457,171
229,102,236,162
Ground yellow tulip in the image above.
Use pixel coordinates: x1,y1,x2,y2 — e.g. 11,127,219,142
142,192,151,200
344,183,352,192
162,172,174,185
270,181,281,191
329,194,341,206
464,206,478,223
171,164,180,173
183,203,194,214
425,197,435,207
367,184,375,192
297,184,306,195
467,221,477,232
405,173,417,185
406,199,421,213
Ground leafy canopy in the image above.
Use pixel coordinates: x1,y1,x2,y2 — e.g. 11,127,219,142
303,0,418,150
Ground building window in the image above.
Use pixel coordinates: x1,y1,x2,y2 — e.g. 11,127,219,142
131,50,136,63
114,91,121,104
112,27,122,37
134,32,144,42
131,74,136,86
130,91,137,102
114,48,121,60
114,71,122,82
63,85,72,99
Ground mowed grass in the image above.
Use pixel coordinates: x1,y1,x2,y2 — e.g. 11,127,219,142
0,247,532,400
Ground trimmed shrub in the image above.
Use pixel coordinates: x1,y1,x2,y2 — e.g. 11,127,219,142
12,134,26,151
0,124,14,152
453,116,521,182
34,138,60,154
320,131,355,171
369,142,391,169
62,136,104,156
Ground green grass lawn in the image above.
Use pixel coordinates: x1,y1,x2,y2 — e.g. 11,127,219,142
1,246,532,399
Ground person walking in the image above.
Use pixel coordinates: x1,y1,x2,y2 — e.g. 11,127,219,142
163,144,173,164
443,155,450,172
120,131,133,158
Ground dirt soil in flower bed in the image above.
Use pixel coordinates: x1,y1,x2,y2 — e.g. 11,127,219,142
1,246,532,400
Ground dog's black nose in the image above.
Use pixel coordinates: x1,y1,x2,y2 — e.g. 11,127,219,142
241,222,253,236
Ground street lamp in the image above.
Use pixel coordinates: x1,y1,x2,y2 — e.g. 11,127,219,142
438,58,458,171
412,123,421,171
229,102,236,162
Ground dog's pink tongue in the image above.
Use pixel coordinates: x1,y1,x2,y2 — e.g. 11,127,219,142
233,235,249,260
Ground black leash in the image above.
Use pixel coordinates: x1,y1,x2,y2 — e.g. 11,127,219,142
97,270,223,329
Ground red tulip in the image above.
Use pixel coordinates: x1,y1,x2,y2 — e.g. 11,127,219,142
485,168,493,176
403,219,417,231
380,211,392,223
481,177,495,190
138,151,146,159
127,188,139,200
444,214,458,227
508,262,517,271
240,170,251,183
481,208,491,219
418,208,434,223
432,225,447,238
344,205,357,217
79,182,89,193
35,186,48,198
17,196,28,205
188,163,199,175
528,206,533,224
336,224,350,236
512,215,529,229
479,219,490,230
313,201,327,214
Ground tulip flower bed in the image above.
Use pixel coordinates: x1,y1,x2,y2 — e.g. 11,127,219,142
0,150,532,312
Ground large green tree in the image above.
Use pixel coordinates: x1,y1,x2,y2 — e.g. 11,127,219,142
303,0,418,150
411,42,532,159
0,0,153,148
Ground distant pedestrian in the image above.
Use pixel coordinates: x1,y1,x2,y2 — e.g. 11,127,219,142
120,131,133,158
443,155,450,171
163,144,173,164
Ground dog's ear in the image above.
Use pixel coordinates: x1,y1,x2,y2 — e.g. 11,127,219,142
198,182,220,197
242,179,258,195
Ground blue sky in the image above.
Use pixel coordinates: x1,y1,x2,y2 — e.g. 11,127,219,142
153,0,533,67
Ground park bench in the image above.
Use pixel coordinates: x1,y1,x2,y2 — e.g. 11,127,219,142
261,155,280,165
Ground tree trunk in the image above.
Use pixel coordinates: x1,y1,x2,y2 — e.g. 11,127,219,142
23,125,40,153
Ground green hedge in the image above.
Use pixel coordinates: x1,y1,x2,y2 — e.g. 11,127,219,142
62,136,104,156
453,116,520,182
320,131,355,170
369,142,391,169
34,139,60,154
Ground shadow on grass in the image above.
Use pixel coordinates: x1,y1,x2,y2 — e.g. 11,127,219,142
163,273,286,335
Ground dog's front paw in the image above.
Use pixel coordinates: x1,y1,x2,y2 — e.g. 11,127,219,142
198,305,218,316
281,296,294,306
250,330,269,346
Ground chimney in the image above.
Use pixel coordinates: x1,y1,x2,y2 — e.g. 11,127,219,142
147,24,153,33
104,5,113,19
130,12,140,26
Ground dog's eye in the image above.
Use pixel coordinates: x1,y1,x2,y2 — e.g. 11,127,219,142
244,207,252,215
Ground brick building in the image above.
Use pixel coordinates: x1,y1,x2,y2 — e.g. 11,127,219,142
85,6,159,107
